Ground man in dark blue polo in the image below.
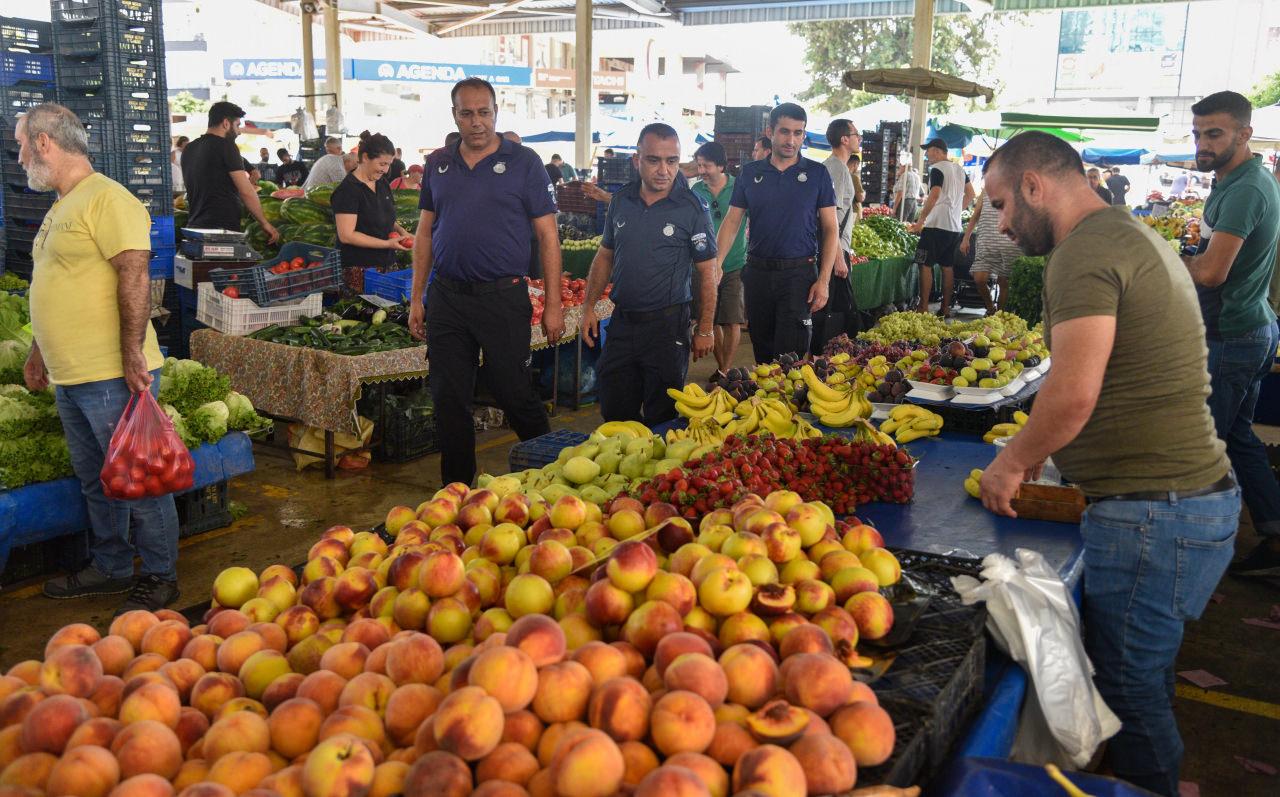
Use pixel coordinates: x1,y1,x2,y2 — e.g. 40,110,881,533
408,78,565,486
713,103,839,363
582,123,718,425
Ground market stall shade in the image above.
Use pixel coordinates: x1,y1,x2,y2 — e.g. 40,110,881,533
1001,110,1159,133
842,67,995,103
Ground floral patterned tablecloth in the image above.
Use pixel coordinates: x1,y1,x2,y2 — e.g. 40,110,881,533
188,299,612,436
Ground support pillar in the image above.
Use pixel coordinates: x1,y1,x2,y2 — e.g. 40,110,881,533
323,2,343,117
301,8,317,120
574,0,592,176
909,0,935,171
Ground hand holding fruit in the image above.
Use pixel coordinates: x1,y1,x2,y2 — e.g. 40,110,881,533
979,448,1028,518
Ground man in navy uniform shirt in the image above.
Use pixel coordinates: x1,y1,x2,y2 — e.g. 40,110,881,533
582,123,718,425
408,78,565,486
713,103,839,363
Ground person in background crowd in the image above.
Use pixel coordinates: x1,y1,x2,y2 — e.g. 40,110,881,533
170,135,188,194
1106,166,1131,205
409,78,563,486
892,162,921,222
911,137,974,317
583,124,717,424
818,119,860,349
244,158,261,184
752,135,771,162
845,150,866,219
1270,159,1280,316
444,132,462,149
387,147,406,184
275,148,307,187
715,103,839,363
502,131,522,144
390,163,422,191
332,132,414,294
19,104,182,613
181,102,278,240
303,136,348,188
1181,91,1280,577
256,147,275,183
1087,168,1113,204
546,154,566,185
692,142,748,382
978,131,1238,797
960,189,1022,315
603,148,616,158
1170,170,1190,198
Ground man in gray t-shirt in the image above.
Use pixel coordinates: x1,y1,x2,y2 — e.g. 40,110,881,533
814,119,860,350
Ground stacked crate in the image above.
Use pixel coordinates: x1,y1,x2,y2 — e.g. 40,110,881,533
713,105,770,174
0,17,56,278
859,130,885,206
52,0,174,275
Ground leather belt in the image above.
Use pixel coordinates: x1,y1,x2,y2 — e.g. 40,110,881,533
614,303,689,323
434,276,524,295
746,255,815,271
1085,473,1236,505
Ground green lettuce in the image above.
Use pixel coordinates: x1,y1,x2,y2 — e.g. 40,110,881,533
158,359,231,416
188,400,229,444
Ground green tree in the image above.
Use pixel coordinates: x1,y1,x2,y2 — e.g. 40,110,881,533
789,15,1004,114
169,91,210,117
1248,71,1280,109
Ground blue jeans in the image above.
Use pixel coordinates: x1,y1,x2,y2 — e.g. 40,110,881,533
1081,486,1240,797
54,371,179,581
1206,320,1280,537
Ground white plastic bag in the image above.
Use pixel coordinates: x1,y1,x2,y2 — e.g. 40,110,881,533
952,549,1120,768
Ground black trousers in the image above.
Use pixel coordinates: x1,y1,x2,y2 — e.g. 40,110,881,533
742,260,817,364
598,304,691,426
427,278,550,486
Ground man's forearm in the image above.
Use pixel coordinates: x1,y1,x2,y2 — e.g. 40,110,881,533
538,233,563,311
116,252,151,354
715,216,743,264
584,252,613,307
818,226,839,282
410,232,433,304
240,189,272,229
696,263,716,331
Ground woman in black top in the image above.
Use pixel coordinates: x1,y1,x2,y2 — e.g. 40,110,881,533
331,131,414,293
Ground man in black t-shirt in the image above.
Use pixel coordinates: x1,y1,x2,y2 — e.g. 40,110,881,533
181,102,278,239
1105,167,1131,206
387,148,406,184
275,149,307,187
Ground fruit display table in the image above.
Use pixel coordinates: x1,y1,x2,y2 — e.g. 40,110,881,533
849,258,940,311
0,433,256,573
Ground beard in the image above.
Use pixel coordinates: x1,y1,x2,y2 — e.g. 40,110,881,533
25,150,55,193
1195,141,1236,173
1007,186,1056,257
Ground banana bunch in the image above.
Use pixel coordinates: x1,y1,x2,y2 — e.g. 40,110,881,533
963,468,983,498
804,364,872,427
983,411,1029,444
881,404,943,443
793,418,824,440
849,419,897,447
665,416,725,447
668,384,738,424
594,420,652,439
725,397,794,437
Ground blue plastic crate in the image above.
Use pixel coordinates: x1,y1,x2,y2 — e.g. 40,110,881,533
149,246,174,279
150,214,174,249
363,267,415,304
0,53,52,86
508,429,589,472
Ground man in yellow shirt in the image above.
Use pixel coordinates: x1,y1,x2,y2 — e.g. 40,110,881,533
19,103,180,614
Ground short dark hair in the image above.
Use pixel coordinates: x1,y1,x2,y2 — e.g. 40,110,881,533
208,101,245,128
551,153,562,161
451,77,496,108
636,122,679,147
1190,91,1252,127
769,103,807,129
825,119,856,149
756,136,772,151
983,130,1084,182
694,142,727,169
276,147,289,159
357,130,395,161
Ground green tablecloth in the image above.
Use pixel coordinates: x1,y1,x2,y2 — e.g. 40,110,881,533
561,248,598,279
849,257,938,310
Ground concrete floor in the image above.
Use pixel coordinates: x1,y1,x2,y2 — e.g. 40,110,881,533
1,333,1277,796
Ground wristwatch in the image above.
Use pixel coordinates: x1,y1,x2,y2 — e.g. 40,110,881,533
695,330,713,338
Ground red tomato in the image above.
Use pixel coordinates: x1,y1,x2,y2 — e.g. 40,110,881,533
143,475,164,496
122,482,145,500
129,466,146,482
223,287,240,299
107,475,127,496
291,256,305,269
389,231,401,239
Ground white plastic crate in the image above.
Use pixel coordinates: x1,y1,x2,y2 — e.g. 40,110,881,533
195,282,321,336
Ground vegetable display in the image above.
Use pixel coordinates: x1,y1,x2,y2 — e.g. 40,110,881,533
1006,256,1046,326
247,314,417,354
0,273,29,292
0,385,71,489
237,182,422,261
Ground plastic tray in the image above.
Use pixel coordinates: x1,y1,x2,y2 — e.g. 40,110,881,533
0,52,52,86
195,281,323,336
358,380,439,464
150,214,175,249
149,246,175,279
508,429,588,472
176,480,232,538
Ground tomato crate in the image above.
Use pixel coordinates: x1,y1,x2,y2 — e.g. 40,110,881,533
209,242,341,306
1,17,53,54
0,52,52,86
508,429,589,471
195,282,323,336
176,481,232,538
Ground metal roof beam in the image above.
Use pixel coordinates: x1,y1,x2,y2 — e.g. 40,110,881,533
335,0,437,35
436,0,534,35
615,0,673,15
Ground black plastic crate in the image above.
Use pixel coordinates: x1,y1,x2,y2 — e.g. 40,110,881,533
52,57,103,92
508,428,588,471
117,119,167,154
53,0,161,27
2,52,53,87
0,83,54,114
176,480,232,538
2,184,54,222
596,156,636,184
1,17,53,54
358,380,440,463
54,21,158,59
857,694,932,788
714,104,769,134
3,248,33,278
0,530,89,587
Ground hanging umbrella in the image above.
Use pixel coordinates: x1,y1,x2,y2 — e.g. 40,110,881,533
841,67,995,102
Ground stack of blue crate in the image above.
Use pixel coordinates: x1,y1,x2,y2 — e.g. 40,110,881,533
0,17,56,278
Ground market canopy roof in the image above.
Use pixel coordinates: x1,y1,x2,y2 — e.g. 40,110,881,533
841,67,995,103
1002,110,1160,133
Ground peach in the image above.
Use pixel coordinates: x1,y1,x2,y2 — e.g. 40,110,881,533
610,642,646,679
731,744,805,797
491,617,560,670
176,784,235,797
0,751,57,790
812,606,860,646
274,607,320,649
39,644,103,698
383,685,440,748
716,645,778,710
829,701,894,767
527,661,591,725
683,607,718,635
779,558,820,584
308,538,350,567
298,577,342,621
665,753,728,797
178,636,224,676
213,567,260,610
385,505,418,534
638,571,694,617
258,765,304,797
504,574,554,619
793,579,834,614
261,673,305,712
500,709,542,752
568,643,626,685
783,504,828,547
635,765,710,797
856,547,901,587
662,653,729,707
208,750,273,793
62,716,121,752
109,773,175,797
650,690,716,756
296,671,347,717
402,751,470,797
534,721,588,768
475,742,538,787
463,647,535,714
110,720,182,780
263,697,323,761
782,653,852,718
174,708,208,755
379,635,441,687
188,673,244,720
666,543,711,578
547,496,588,531
18,694,89,754
620,600,683,658
706,721,756,767
602,541,656,594
121,655,169,683
386,551,427,593
203,712,270,761
417,551,465,599
109,612,161,651
432,686,504,761
207,610,252,640
213,631,264,677
0,689,43,728
212,697,267,722
331,568,377,613
789,733,856,794
830,566,880,604
586,678,650,743
119,682,180,728
337,673,394,717
257,579,298,617
317,706,386,756
548,728,623,797
171,762,210,792
45,623,102,658
5,661,39,686
527,541,572,584
138,621,192,662
158,660,206,703
697,568,753,617
603,508,643,541
425,598,472,644
46,744,120,797
844,592,894,641
366,761,407,797
778,625,833,659
582,580,632,627
615,740,658,786
717,613,771,648
90,676,125,719
651,632,712,677
318,643,369,681
92,636,136,677
387,588,428,632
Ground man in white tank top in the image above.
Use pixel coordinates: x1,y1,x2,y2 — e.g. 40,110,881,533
910,138,975,316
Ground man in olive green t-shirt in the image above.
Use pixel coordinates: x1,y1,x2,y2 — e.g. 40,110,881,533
1182,91,1280,578
978,131,1237,797
692,143,747,381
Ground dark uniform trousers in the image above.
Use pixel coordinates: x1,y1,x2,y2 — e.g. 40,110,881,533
742,256,817,364
427,277,551,485
598,303,691,426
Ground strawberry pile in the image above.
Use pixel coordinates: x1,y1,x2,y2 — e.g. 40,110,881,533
632,434,915,518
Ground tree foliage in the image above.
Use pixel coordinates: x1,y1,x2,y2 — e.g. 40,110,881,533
789,14,1003,114
169,91,210,117
1248,72,1280,109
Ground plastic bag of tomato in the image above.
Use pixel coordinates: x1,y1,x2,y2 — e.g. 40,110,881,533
100,390,195,500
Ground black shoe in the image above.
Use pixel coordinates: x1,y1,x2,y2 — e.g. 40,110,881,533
115,575,180,615
43,566,134,600
1228,539,1280,577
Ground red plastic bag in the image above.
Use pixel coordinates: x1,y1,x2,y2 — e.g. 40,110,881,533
100,389,195,500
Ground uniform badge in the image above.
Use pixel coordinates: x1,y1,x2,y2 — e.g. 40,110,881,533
797,172,808,182
663,224,675,237
692,232,708,251
494,162,506,174
616,219,627,229
438,163,450,174
754,175,764,183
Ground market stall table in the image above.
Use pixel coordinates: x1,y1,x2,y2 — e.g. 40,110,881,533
850,257,941,311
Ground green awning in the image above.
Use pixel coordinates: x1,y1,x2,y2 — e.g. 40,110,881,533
1000,111,1160,132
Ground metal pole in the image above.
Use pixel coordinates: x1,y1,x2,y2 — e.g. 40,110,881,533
324,2,343,116
301,8,317,121
574,0,592,176
909,0,935,171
